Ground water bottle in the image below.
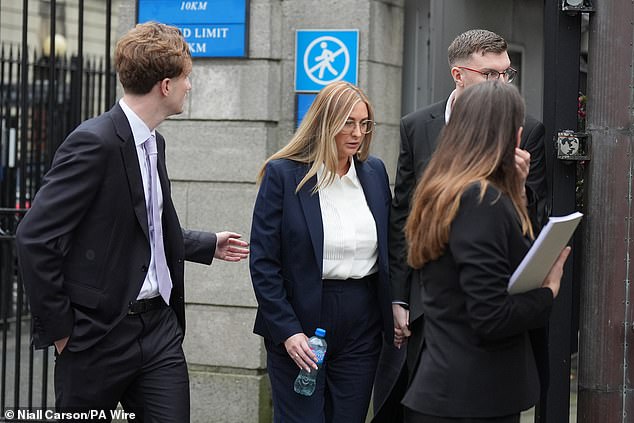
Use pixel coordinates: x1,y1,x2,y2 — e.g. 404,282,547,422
293,328,327,396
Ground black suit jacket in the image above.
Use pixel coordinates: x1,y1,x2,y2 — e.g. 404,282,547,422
391,99,548,315
16,103,217,351
401,184,553,417
372,98,549,421
249,157,394,345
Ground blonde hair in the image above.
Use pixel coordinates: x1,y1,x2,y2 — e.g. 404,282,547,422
257,81,374,193
406,81,533,269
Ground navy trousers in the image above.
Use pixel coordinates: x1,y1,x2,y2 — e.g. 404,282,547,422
265,275,382,423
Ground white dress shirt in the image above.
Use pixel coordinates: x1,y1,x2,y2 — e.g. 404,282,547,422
317,160,378,280
445,89,458,124
119,99,164,300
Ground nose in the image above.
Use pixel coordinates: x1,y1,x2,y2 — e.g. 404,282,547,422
352,122,362,136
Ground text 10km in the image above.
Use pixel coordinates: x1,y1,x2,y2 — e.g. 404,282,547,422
181,1,207,11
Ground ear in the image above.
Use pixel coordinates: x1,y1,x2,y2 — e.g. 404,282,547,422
516,126,524,148
159,78,170,96
451,67,464,88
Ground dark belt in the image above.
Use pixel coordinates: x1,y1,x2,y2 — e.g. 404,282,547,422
128,296,167,315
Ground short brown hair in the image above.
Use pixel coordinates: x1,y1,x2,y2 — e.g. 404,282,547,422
115,22,192,95
447,29,507,67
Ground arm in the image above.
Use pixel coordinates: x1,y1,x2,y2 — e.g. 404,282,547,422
450,187,554,341
182,230,248,264
15,130,107,348
390,119,416,346
521,119,549,231
249,163,303,346
389,119,415,304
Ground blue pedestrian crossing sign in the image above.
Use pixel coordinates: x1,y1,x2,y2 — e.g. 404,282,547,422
295,30,359,92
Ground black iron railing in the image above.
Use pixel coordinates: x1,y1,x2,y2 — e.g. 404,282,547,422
0,0,115,417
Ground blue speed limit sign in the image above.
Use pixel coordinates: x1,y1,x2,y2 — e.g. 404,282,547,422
295,30,359,92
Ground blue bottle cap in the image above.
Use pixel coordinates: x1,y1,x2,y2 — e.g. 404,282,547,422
315,328,326,337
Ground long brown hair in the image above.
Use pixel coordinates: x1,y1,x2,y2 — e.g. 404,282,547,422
406,81,533,269
256,81,374,193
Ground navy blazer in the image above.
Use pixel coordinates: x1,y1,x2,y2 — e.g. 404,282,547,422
16,103,217,351
249,157,394,346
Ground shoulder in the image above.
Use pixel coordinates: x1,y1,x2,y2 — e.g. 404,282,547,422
262,158,306,181
363,155,387,171
523,114,545,138
524,113,543,129
60,113,114,153
266,158,304,171
459,182,509,213
453,183,516,236
67,105,122,143
401,99,446,127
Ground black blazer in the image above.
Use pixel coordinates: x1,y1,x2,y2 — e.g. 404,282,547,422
372,98,549,421
249,157,394,345
390,99,548,321
16,103,217,351
401,184,553,417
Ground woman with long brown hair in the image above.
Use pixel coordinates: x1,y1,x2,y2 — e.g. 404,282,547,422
401,81,570,423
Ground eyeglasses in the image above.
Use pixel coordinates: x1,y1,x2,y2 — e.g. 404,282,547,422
340,119,375,135
457,66,518,83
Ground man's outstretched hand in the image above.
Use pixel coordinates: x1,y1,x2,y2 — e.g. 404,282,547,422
215,231,250,262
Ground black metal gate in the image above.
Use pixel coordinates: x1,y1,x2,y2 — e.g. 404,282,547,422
0,0,115,418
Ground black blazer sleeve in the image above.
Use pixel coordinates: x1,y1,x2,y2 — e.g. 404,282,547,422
16,129,108,347
183,229,216,264
521,116,549,231
450,186,554,340
389,119,416,304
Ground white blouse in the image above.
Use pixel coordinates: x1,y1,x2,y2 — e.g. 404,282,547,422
317,160,378,280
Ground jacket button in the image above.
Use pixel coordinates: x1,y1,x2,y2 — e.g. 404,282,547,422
141,265,148,272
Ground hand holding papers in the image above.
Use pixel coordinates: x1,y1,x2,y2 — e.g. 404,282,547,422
508,212,583,294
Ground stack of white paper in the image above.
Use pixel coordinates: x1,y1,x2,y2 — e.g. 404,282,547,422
508,212,583,294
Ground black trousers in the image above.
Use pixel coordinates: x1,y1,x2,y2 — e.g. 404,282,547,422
404,409,520,423
265,275,382,423
54,306,189,422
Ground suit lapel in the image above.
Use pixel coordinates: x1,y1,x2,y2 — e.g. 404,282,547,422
296,166,324,274
355,159,387,255
155,133,172,201
113,104,150,241
428,105,446,151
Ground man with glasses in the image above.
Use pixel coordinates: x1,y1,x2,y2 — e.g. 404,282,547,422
372,28,548,422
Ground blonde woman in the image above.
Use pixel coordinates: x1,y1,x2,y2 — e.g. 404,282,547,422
249,81,393,423
402,81,570,423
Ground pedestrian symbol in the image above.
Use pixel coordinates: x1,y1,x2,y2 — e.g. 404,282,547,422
295,30,359,92
305,37,349,85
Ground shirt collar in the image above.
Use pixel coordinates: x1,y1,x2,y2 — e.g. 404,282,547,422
316,158,360,188
119,99,155,147
444,89,458,124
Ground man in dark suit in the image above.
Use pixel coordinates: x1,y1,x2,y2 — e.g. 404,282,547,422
372,29,548,421
15,22,249,422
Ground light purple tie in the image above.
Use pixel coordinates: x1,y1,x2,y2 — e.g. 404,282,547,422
144,135,173,305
